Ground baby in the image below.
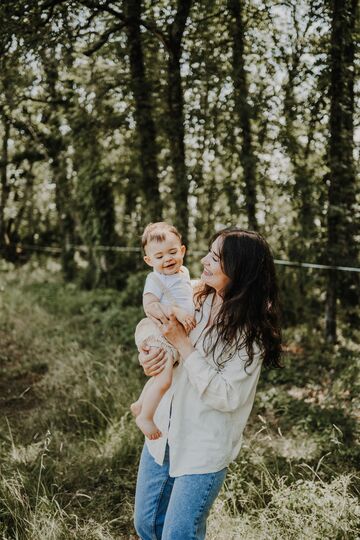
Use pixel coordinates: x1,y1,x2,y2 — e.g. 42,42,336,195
131,222,196,440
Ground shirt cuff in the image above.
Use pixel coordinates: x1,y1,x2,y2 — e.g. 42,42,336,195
183,350,199,364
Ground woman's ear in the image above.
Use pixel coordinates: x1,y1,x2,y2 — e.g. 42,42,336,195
143,255,153,267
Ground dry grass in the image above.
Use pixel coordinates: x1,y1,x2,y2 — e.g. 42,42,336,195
0,264,359,539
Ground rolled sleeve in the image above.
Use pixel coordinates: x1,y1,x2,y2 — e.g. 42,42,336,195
183,350,262,412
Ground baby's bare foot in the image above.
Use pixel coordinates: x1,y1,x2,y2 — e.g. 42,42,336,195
130,401,142,417
136,416,162,440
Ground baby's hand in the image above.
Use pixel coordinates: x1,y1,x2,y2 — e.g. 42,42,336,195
172,306,196,334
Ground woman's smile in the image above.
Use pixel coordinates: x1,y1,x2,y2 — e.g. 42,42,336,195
200,237,230,292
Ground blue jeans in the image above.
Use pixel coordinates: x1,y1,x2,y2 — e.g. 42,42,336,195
134,444,227,540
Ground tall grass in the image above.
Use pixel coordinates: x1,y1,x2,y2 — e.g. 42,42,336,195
208,474,359,540
0,263,359,539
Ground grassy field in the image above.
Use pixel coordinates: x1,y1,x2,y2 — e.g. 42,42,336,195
0,261,359,539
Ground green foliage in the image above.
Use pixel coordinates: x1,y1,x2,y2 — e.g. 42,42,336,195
0,0,357,260
0,0,358,350
117,270,149,307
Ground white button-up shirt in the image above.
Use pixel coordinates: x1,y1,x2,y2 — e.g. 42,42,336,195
136,293,262,477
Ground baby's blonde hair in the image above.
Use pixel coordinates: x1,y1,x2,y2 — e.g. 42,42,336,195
141,222,182,251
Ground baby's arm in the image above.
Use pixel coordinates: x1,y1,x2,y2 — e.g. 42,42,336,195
144,294,195,334
143,293,171,325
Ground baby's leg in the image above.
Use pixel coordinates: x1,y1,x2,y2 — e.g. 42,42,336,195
131,328,175,417
135,317,179,365
136,356,173,440
130,377,154,417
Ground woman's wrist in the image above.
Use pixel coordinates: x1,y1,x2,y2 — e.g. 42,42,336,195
177,337,195,360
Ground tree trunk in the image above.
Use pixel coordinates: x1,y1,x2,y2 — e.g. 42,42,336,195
166,0,193,245
0,113,10,250
72,109,118,288
325,0,358,343
124,0,162,225
228,0,258,231
52,155,76,280
10,165,34,245
41,52,76,281
325,270,337,343
282,60,315,248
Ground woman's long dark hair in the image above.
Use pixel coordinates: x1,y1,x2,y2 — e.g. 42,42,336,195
195,228,282,369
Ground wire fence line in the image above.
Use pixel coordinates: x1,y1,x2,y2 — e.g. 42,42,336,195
2,242,360,274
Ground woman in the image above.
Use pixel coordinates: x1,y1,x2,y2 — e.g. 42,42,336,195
134,228,282,540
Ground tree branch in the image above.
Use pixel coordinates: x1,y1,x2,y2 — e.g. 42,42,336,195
139,18,169,49
18,95,67,106
192,8,227,25
79,0,125,21
170,0,193,48
83,22,126,55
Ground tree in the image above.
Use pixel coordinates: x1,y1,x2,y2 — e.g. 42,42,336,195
39,47,77,280
71,104,118,288
0,38,46,261
165,0,193,244
124,0,162,224
325,0,359,343
0,110,10,252
227,0,258,230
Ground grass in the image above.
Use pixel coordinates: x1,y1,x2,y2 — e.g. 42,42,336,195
0,260,359,539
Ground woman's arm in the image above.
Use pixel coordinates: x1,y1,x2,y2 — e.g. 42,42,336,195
161,314,262,412
182,349,262,412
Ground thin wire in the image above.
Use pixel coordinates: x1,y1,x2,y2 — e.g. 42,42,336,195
2,243,360,273
273,259,360,273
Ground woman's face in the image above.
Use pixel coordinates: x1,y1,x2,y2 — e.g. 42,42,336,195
201,236,230,294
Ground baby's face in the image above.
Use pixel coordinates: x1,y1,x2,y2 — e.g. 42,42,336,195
144,233,186,275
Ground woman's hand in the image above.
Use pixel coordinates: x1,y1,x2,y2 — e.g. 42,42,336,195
159,314,195,359
172,306,196,334
139,340,167,376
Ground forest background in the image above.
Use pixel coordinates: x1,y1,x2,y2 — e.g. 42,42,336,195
0,0,359,539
